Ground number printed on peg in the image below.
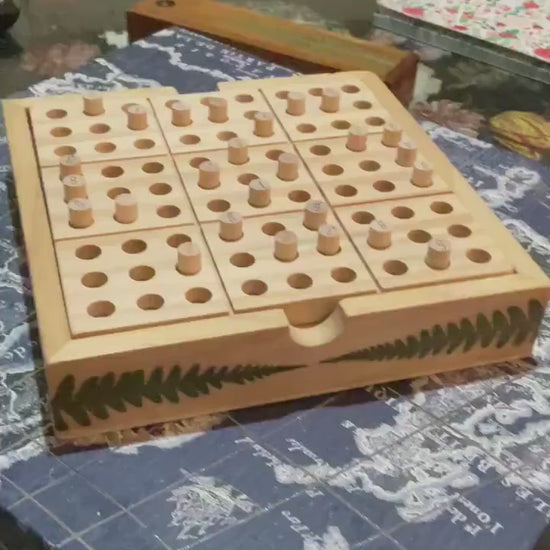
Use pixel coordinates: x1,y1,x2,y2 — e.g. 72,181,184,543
254,111,274,137
248,178,271,207
425,238,451,270
68,198,94,229
367,219,392,249
219,211,243,241
303,200,329,230
63,174,87,203
411,160,434,187
396,139,417,167
59,154,82,180
317,223,341,256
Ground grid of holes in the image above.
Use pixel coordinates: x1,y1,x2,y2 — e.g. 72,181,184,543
306,140,403,198
182,148,316,215
163,94,280,148
99,160,183,223
223,218,359,298
45,103,159,157
271,84,386,136
74,231,214,319
348,199,492,277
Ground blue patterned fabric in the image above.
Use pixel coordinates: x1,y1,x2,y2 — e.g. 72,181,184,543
0,27,549,550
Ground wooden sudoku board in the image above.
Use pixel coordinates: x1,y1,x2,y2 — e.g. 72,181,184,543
4,71,549,439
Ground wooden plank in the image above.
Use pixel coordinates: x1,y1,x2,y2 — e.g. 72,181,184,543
126,0,419,104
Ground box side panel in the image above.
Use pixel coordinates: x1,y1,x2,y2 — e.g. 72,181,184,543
47,287,549,438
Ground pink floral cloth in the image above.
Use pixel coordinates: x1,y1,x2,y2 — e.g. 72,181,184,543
379,0,550,62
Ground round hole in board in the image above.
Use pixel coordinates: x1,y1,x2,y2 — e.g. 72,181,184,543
46,109,67,119
237,173,259,185
373,180,395,193
391,206,415,219
352,211,374,225
331,120,351,130
217,130,238,142
55,145,77,157
287,273,313,289
134,138,155,150
180,134,201,145
121,239,147,254
297,123,316,134
129,265,156,281
265,149,285,161
408,229,431,243
207,199,230,212
448,224,472,238
75,244,101,260
308,87,323,96
383,260,408,276
137,293,164,310
50,127,72,137
87,300,115,318
310,145,331,156
359,160,381,172
107,186,131,199
157,205,181,218
189,156,209,168
235,94,254,103
244,110,258,120
242,279,268,295
366,117,385,127
166,233,191,248
89,123,110,134
102,166,124,178
430,201,454,214
322,164,344,176
288,190,311,203
262,221,285,236
95,142,116,153
142,161,164,174
353,100,372,110
331,267,357,283
342,84,360,93
275,90,289,99
230,252,255,268
186,287,213,304
149,182,172,195
81,272,108,288
335,184,357,197
466,248,492,263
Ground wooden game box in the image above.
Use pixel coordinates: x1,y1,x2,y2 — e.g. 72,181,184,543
127,0,419,105
4,71,549,440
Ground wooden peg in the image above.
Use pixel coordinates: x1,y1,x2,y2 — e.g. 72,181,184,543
228,137,249,165
367,220,392,249
286,91,305,116
320,87,340,113
68,198,93,229
114,193,138,224
346,125,368,152
83,93,104,116
274,230,298,262
277,152,299,181
59,154,82,180
382,122,403,147
198,160,220,189
411,160,434,187
317,223,341,256
303,200,329,230
425,238,451,270
219,211,243,241
171,100,192,127
396,139,417,167
177,242,202,275
62,174,87,203
127,104,148,130
254,111,274,137
208,97,228,123
248,178,271,207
